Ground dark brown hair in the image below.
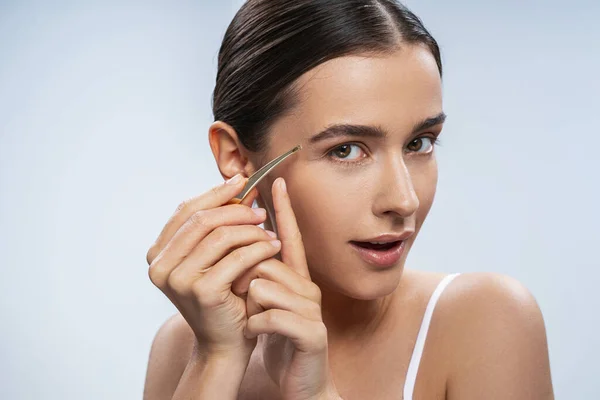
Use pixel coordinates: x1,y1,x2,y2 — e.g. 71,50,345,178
212,0,442,152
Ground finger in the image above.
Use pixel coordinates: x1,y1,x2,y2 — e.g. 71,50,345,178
245,278,322,322
148,204,266,289
272,177,310,279
147,174,248,265
231,258,320,305
170,225,277,291
239,186,259,208
201,239,281,289
244,309,328,353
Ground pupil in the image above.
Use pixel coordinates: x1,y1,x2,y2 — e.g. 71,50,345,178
409,139,422,151
336,145,351,158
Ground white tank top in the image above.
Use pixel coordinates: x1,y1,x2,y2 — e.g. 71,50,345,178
403,273,461,399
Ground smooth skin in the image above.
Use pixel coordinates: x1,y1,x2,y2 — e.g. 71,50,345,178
144,45,554,399
146,176,337,400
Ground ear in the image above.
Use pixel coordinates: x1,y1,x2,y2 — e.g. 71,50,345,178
208,121,256,180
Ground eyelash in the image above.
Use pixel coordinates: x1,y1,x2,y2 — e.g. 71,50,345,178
326,135,442,166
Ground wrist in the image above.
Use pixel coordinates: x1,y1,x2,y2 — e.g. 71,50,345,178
173,343,253,400
191,337,255,365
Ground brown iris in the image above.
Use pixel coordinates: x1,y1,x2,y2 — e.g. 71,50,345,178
407,138,424,152
333,144,352,158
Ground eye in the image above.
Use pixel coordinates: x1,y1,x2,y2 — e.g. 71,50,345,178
328,143,367,161
406,137,437,153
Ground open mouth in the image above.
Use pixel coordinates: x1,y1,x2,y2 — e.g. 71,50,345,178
350,240,402,251
349,239,406,268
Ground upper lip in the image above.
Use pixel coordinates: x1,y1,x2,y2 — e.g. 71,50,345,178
352,231,415,244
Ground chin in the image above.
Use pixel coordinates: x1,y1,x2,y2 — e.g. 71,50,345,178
311,257,406,301
349,265,406,300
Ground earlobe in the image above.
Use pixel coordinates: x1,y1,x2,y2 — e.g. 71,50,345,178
208,121,253,180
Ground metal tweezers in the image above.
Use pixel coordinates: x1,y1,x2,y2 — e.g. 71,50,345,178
227,144,302,204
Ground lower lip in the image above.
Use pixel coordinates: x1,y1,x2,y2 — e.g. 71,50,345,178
349,240,406,268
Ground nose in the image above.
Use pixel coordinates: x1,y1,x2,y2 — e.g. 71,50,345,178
372,158,420,219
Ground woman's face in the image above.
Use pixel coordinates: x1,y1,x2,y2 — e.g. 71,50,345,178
254,45,444,300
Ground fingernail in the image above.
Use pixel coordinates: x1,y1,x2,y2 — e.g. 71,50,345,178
265,230,277,238
226,174,243,185
269,240,281,247
253,208,266,217
279,178,287,193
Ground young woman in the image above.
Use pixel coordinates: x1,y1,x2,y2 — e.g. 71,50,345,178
143,1,554,399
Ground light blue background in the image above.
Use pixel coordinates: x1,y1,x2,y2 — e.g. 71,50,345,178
1,1,598,398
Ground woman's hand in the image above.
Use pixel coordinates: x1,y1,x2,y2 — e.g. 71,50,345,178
145,174,282,361
231,177,342,400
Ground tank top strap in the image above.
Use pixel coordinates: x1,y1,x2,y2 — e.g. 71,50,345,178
403,272,461,400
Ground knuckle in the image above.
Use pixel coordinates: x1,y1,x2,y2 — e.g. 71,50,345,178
291,228,303,242
148,260,166,288
190,278,206,297
167,269,190,295
234,204,253,219
210,184,221,197
176,199,189,213
231,248,247,266
247,283,257,299
313,322,328,348
254,225,271,237
211,225,230,244
253,258,272,275
264,309,279,325
190,209,209,227
310,283,322,303
228,204,257,221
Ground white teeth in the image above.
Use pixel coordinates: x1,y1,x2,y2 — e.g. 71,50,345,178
371,241,389,244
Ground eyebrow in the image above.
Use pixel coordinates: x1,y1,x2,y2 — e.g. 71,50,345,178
308,112,447,144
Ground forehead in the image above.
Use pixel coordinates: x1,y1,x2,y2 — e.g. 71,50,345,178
270,45,443,146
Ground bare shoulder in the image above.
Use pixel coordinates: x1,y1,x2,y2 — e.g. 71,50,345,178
143,313,196,400
437,271,548,336
434,272,554,399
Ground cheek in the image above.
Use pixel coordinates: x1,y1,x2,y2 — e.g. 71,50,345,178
290,180,340,227
287,170,360,240
411,158,438,218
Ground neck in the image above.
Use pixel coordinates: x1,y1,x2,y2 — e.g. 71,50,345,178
316,277,397,349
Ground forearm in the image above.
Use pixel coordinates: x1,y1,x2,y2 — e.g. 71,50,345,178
172,351,251,400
